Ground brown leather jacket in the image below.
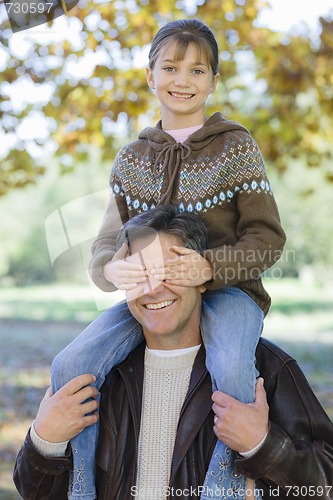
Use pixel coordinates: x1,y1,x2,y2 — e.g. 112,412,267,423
14,339,333,500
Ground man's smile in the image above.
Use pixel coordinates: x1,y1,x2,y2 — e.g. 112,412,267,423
144,299,176,310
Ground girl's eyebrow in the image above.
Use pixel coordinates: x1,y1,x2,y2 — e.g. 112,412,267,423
162,58,208,67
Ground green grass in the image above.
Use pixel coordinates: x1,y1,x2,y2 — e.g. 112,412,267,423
0,283,104,322
1,279,332,499
1,278,332,324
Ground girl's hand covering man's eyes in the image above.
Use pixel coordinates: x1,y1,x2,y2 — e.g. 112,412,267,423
103,243,148,290
150,246,213,287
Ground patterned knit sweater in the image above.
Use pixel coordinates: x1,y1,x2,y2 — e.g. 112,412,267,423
89,112,286,315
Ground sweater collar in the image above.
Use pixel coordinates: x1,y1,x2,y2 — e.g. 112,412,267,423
138,112,249,149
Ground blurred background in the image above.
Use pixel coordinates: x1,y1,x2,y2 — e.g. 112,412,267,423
1,0,333,497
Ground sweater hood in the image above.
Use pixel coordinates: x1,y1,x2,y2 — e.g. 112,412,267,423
138,112,249,151
137,112,250,205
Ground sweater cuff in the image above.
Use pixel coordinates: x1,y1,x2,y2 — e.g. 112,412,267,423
236,422,291,479
89,257,118,292
30,421,69,457
239,432,268,458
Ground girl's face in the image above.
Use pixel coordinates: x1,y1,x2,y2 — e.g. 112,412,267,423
146,41,219,129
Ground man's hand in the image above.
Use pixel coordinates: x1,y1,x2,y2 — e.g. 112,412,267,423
103,243,147,289
212,378,269,453
150,246,213,286
34,374,99,443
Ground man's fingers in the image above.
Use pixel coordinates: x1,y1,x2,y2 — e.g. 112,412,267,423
60,374,97,397
42,387,53,401
256,377,265,391
82,412,99,428
72,384,99,405
81,398,99,416
253,377,267,406
212,390,236,408
213,380,267,412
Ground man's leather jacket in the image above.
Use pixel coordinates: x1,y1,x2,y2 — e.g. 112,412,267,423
14,338,333,499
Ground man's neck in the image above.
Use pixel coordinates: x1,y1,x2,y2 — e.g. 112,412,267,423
144,329,202,351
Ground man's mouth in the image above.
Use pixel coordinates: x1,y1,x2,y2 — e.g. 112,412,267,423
169,92,194,99
144,300,175,310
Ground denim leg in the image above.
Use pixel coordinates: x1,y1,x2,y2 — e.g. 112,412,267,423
51,300,143,500
200,287,264,500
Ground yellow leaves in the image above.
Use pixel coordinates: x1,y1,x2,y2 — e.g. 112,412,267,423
0,150,45,196
1,0,333,196
222,0,234,12
320,17,333,49
244,5,257,20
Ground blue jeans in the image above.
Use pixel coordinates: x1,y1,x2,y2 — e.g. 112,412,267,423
51,300,144,500
200,287,264,500
51,287,263,500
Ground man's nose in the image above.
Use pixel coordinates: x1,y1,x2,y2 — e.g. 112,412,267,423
143,274,164,295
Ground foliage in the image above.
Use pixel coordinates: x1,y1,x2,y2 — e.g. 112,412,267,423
0,154,109,284
264,160,333,282
0,152,331,285
1,0,333,194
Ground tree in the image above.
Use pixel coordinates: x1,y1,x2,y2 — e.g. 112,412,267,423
0,0,332,195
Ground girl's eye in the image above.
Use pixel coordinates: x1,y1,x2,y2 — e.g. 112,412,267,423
193,69,204,75
163,66,175,72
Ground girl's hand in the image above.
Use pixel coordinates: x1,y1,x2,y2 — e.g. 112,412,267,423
150,246,213,287
103,243,147,290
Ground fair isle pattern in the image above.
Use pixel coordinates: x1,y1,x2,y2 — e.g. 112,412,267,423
112,148,164,204
90,118,285,313
111,135,273,215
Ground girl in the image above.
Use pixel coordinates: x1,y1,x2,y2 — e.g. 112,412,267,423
51,18,285,500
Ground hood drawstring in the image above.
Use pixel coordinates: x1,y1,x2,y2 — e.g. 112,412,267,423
152,142,192,205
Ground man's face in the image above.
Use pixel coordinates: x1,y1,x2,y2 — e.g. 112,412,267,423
126,232,204,350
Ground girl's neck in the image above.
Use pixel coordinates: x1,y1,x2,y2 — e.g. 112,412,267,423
160,109,206,130
164,124,203,143
162,119,205,130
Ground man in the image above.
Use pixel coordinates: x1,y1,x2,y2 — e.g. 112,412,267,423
14,206,333,499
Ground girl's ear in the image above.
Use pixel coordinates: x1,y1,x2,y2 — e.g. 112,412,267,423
146,67,155,89
210,72,220,94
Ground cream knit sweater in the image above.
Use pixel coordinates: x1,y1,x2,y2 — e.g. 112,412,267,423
135,346,200,500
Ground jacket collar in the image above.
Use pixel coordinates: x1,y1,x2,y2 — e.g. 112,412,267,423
170,345,213,481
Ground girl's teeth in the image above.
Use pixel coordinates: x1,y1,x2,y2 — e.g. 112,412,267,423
171,93,193,98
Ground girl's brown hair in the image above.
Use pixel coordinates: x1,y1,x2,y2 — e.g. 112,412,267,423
148,19,220,75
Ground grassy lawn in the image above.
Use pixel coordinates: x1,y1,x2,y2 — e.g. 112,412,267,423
1,279,332,499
